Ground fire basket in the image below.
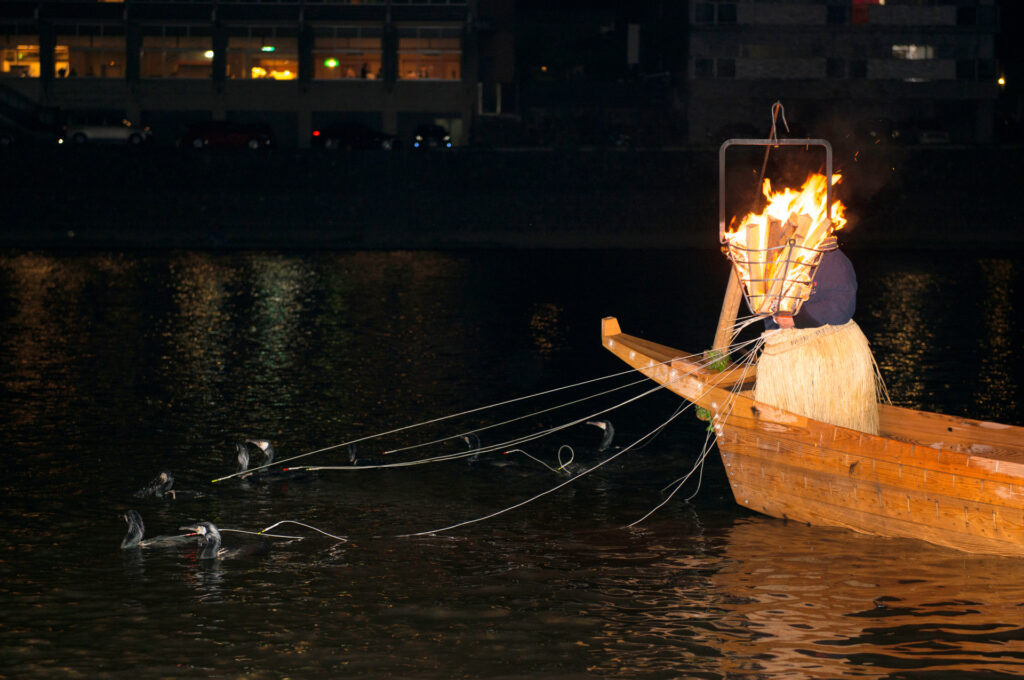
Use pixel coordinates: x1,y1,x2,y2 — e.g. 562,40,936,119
718,138,841,318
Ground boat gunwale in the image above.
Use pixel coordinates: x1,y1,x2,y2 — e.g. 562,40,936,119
600,316,1024,477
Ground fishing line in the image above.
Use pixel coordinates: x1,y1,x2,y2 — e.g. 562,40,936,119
630,332,765,456
631,337,763,525
503,444,576,475
220,520,347,543
212,364,675,483
220,528,305,540
635,437,716,527
381,374,653,456
298,378,668,472
298,348,741,473
396,368,707,538
259,520,348,543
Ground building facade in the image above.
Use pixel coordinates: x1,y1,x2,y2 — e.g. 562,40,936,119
686,0,1000,144
0,0,514,147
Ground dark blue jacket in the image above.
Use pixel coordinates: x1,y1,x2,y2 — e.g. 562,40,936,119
765,248,857,330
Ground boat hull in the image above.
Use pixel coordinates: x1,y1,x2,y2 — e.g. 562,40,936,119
601,317,1024,557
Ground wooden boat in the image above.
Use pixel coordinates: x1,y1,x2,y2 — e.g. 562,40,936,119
601,315,1024,557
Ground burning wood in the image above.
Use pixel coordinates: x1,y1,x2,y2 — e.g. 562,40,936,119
724,173,846,317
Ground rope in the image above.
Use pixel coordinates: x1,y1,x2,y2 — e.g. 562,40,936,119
259,520,348,543
628,336,762,526
296,340,763,474
395,334,764,538
382,374,652,456
396,395,697,538
211,365,663,483
760,320,853,355
298,378,671,472
503,444,577,475
219,520,348,540
752,100,790,216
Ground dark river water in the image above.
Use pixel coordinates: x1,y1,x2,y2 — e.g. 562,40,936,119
1,247,1022,679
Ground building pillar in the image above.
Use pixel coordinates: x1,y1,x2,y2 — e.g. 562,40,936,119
298,22,313,87
382,21,397,90
125,21,141,85
212,23,227,92
39,21,55,88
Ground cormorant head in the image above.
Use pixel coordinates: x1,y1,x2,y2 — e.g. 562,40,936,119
245,439,275,466
121,509,145,549
586,419,615,451
179,521,223,560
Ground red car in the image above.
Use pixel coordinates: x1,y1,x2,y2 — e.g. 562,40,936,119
180,121,273,149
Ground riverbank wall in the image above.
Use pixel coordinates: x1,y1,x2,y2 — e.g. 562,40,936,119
2,145,1020,250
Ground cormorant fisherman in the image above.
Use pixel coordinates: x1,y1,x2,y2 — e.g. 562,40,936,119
756,236,881,434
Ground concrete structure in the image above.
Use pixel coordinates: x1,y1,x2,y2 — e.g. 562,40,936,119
686,0,1000,144
0,0,514,147
0,0,1004,149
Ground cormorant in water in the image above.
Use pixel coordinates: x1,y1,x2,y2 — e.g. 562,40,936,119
179,520,271,560
585,419,616,452
235,439,277,477
235,443,254,478
247,438,276,467
132,472,177,499
234,439,314,482
120,509,193,549
462,433,482,463
179,521,225,560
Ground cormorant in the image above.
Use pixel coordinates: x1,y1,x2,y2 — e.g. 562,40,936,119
462,433,482,463
120,509,193,549
132,471,176,499
179,521,225,560
585,419,616,451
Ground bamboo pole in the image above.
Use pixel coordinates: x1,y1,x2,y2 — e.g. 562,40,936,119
712,266,744,362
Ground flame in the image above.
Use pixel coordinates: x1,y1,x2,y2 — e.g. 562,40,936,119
724,172,846,316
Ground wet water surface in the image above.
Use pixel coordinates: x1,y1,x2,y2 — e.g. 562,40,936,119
1,248,1022,679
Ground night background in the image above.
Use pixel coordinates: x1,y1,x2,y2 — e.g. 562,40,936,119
1,2,1023,679
0,0,1021,249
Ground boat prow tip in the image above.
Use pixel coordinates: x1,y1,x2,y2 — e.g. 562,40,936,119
601,316,621,338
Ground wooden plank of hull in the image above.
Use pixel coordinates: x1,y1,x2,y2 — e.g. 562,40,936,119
726,475,1024,557
881,403,1024,456
718,407,1024,497
601,316,1024,556
719,442,1024,556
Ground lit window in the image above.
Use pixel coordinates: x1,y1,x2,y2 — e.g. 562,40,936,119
313,29,382,80
398,27,461,81
226,33,298,80
141,33,212,79
56,30,126,78
892,44,933,60
1,35,41,78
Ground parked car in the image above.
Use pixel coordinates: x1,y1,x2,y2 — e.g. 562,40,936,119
0,122,63,148
65,118,152,145
854,118,901,145
894,119,951,146
312,121,400,150
411,124,453,150
180,121,273,149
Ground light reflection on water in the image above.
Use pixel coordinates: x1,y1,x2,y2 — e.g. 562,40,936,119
0,248,1021,679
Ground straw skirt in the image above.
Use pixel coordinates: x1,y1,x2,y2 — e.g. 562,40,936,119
754,320,880,434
